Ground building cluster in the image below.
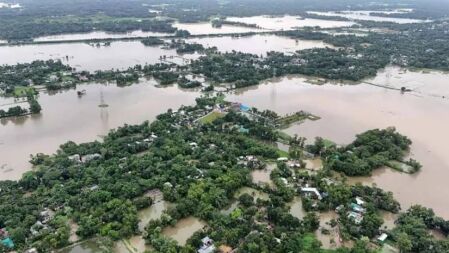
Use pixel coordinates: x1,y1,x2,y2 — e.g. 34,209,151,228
68,153,102,164
238,155,265,170
347,197,367,224
30,208,55,236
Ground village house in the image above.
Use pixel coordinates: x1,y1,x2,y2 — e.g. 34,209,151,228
301,187,323,200
198,236,215,253
81,153,102,163
377,233,388,244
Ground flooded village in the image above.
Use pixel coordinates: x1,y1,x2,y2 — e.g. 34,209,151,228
1,1,449,252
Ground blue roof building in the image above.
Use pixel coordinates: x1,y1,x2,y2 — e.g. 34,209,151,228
240,104,250,112
1,238,14,248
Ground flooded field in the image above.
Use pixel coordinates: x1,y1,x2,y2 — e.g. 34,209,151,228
162,217,206,246
58,239,109,253
226,15,356,30
234,186,270,201
227,67,449,218
251,163,275,187
316,211,342,249
308,10,427,24
0,81,200,180
288,196,306,220
0,41,200,72
33,30,172,42
186,34,333,55
173,22,261,35
381,211,398,230
137,194,171,231
114,236,152,253
304,158,323,171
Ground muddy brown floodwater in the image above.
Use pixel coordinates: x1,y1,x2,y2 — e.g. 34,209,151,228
186,34,333,56
227,67,449,218
0,41,200,72
226,15,356,30
0,80,200,180
251,163,275,187
33,31,172,42
307,10,428,24
162,217,206,246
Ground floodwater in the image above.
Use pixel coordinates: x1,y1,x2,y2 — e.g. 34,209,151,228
0,41,200,72
69,220,80,243
226,15,356,30
186,34,333,56
33,31,172,42
0,80,200,180
227,67,449,219
288,196,306,220
58,239,108,253
316,211,342,249
234,186,270,201
114,236,152,253
137,200,171,231
114,191,169,253
429,229,447,240
307,10,428,24
251,163,275,187
162,217,206,246
173,22,262,35
381,211,398,230
304,158,323,171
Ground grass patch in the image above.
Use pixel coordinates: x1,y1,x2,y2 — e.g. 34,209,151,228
14,86,34,97
199,111,225,124
386,160,415,173
276,149,289,158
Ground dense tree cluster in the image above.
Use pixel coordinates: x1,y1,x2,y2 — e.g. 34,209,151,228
169,40,205,54
318,128,414,176
320,21,449,72
0,97,283,251
0,17,176,41
391,206,449,252
0,60,73,95
140,37,164,46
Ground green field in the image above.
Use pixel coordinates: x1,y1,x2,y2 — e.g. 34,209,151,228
199,111,225,124
14,86,34,97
